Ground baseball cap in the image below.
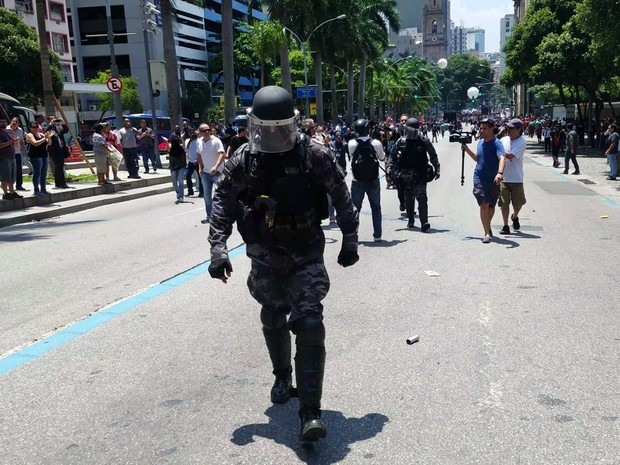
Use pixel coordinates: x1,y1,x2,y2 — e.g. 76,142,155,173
506,118,523,129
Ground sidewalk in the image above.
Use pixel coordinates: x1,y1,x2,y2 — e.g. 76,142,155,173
523,136,620,206
0,161,174,228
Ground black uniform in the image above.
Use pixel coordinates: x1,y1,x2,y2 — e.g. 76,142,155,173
208,133,359,441
389,130,440,230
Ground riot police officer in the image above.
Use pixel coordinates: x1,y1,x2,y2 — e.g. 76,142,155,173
207,86,359,443
389,117,440,231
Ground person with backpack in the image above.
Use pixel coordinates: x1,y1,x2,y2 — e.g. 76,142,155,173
389,118,440,231
348,118,386,241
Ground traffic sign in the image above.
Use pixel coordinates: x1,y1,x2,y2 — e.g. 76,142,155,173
106,77,123,93
296,86,316,99
310,103,317,116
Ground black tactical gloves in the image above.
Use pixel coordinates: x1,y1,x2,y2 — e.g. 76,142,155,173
209,257,233,279
337,249,359,268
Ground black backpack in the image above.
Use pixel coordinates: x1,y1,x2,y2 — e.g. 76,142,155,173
351,138,378,182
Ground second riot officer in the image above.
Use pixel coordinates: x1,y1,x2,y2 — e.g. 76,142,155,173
389,117,440,230
207,86,360,443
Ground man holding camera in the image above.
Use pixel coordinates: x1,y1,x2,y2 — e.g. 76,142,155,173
462,118,506,243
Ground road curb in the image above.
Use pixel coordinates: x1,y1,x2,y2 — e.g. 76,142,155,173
0,182,173,229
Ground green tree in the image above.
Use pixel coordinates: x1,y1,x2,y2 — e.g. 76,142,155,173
88,71,143,114
439,54,493,111
246,20,286,87
0,9,63,107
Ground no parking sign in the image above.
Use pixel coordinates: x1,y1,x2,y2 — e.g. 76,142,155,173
106,77,123,93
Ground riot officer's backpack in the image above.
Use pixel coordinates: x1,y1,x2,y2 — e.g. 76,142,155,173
351,138,379,182
398,137,428,172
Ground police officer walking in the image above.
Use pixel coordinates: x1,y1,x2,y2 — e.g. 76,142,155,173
389,118,440,231
207,86,359,443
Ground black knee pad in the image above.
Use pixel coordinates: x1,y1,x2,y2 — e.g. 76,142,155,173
260,306,288,331
291,315,325,346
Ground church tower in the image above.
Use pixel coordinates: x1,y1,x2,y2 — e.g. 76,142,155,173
422,0,448,63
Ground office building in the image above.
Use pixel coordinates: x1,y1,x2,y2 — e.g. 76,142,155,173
499,14,515,76
67,0,264,118
1,0,75,84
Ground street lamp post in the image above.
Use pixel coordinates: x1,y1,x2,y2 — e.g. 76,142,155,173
284,14,346,118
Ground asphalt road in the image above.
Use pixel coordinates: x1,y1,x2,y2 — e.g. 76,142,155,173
0,134,618,465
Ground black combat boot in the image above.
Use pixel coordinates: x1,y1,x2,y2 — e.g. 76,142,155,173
261,307,293,404
417,195,429,231
295,345,327,442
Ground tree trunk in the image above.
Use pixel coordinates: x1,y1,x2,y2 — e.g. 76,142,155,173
369,69,375,121
314,51,324,124
221,0,235,123
280,43,291,95
161,0,181,130
329,61,337,124
358,55,366,119
347,61,354,125
35,0,54,115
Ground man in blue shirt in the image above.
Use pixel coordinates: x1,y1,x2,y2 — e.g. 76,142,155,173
462,118,506,243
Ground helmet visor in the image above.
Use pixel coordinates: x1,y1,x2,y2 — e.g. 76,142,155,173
248,115,297,153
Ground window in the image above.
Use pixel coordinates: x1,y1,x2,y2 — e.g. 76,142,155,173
61,64,73,83
52,33,68,54
14,0,34,14
49,2,65,22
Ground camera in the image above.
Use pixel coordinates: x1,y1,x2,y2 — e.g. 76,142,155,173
449,130,475,144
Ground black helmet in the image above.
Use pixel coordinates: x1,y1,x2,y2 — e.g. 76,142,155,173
248,86,297,153
252,85,294,121
406,117,419,129
353,118,369,135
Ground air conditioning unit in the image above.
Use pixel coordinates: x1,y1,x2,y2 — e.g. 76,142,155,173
88,104,98,111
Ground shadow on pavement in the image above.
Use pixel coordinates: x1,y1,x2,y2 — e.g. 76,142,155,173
231,404,389,464
359,239,407,247
393,227,451,234
0,219,103,242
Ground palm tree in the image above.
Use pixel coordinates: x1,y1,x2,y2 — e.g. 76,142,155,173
247,20,286,87
35,0,55,114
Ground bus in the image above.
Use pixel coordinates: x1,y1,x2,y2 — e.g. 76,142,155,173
0,92,36,129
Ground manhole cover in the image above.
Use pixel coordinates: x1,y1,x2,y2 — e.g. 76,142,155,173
577,179,595,184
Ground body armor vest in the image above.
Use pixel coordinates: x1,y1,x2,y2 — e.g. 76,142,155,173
397,137,428,171
239,144,328,252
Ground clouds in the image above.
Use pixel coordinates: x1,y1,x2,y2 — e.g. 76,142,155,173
450,0,514,53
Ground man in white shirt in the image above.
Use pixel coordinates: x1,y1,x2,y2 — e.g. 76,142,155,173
498,118,527,234
196,123,226,224
348,118,385,241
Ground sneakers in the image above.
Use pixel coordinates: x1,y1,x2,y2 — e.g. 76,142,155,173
15,187,28,191
201,218,210,224
407,220,415,229
562,171,568,174
571,171,580,175
421,222,430,232
499,225,510,234
175,199,181,204
511,215,520,230
399,203,405,212
482,235,491,244
373,237,383,242
607,176,617,180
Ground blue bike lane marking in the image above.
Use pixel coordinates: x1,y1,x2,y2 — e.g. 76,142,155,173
0,244,247,377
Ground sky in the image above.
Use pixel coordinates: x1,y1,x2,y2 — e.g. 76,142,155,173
449,0,514,53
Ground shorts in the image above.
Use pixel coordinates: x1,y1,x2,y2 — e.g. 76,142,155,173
498,182,526,210
94,154,108,174
0,156,16,183
473,180,500,208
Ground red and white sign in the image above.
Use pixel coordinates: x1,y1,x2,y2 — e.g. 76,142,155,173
106,77,123,93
